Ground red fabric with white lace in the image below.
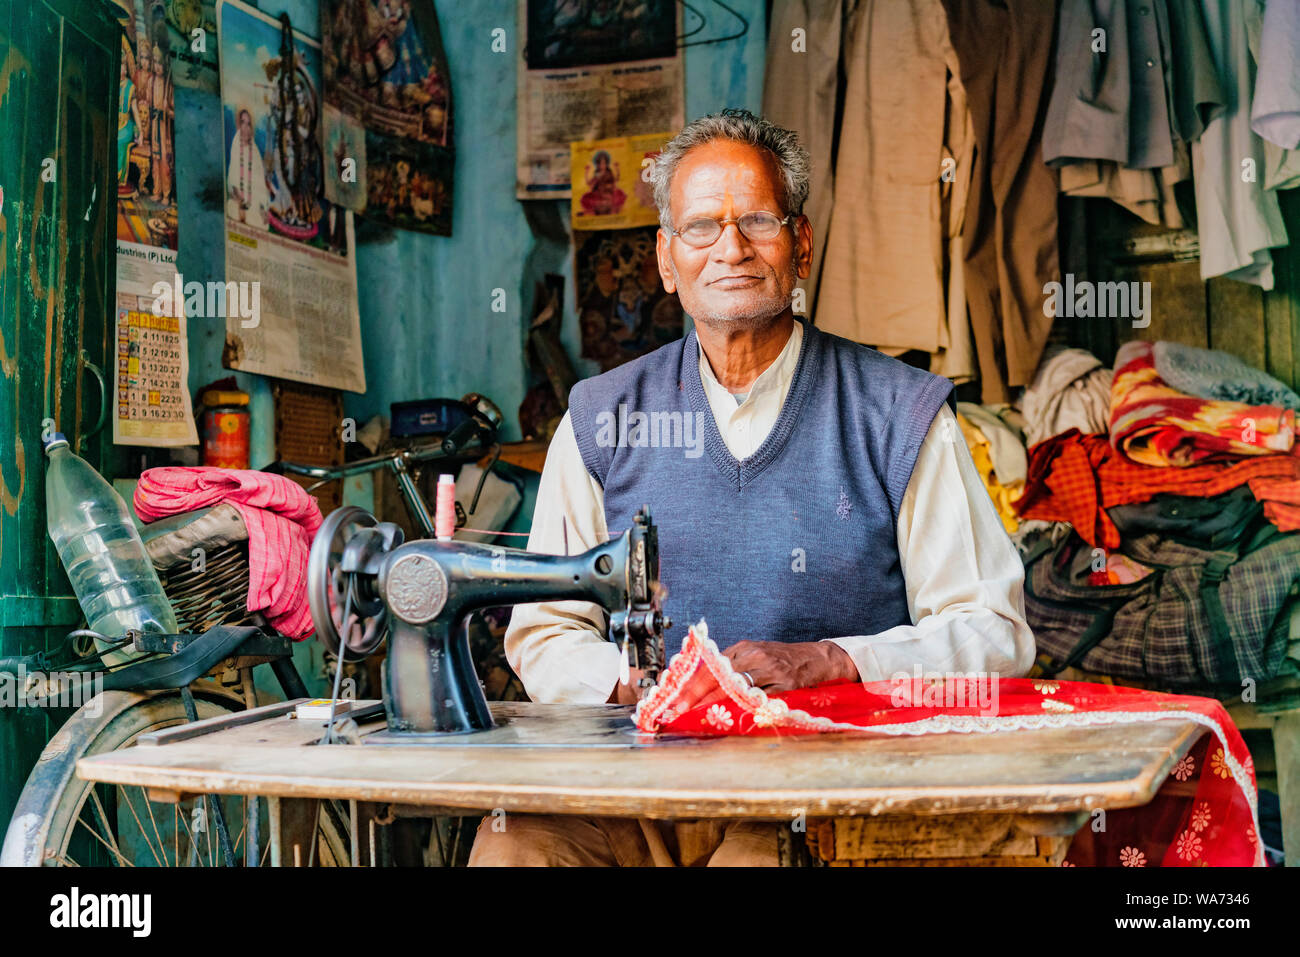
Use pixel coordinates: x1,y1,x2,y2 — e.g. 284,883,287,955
634,622,1264,867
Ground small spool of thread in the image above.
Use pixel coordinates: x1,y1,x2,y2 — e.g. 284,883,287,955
435,474,456,541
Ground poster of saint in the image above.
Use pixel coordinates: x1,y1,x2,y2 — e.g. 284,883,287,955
574,226,683,372
320,0,454,236
217,0,366,394
570,132,669,230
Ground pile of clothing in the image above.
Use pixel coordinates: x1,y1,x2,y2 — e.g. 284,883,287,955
1008,341,1300,692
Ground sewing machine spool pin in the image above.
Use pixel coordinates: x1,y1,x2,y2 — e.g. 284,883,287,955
307,505,669,738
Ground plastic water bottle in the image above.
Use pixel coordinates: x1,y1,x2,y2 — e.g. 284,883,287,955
44,433,175,666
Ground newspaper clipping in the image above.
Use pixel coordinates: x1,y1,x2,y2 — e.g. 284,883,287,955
516,0,683,199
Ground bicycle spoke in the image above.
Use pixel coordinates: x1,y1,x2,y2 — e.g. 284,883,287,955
205,799,214,866
85,787,132,866
116,787,165,867
73,814,133,867
137,787,170,867
231,796,247,859
174,800,198,864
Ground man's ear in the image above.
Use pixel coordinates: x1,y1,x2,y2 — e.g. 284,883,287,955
656,227,677,293
795,215,814,281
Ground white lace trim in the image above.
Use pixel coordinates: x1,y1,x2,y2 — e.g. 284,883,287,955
636,621,1264,866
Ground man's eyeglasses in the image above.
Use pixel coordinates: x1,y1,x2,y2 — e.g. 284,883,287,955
666,211,795,248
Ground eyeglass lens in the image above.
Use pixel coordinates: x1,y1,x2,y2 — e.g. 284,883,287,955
677,212,785,246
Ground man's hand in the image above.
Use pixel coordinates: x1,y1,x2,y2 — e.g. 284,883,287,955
607,667,645,705
722,640,858,693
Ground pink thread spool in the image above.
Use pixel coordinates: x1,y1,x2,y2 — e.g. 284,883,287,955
435,474,456,541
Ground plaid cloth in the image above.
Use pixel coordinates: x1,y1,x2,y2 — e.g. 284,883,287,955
1015,429,1300,548
1025,527,1300,687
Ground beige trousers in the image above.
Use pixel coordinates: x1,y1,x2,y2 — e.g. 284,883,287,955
467,814,780,867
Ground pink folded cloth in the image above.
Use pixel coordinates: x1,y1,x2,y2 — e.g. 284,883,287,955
134,467,323,639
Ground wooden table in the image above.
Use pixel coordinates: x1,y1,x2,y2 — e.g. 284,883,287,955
76,700,1205,866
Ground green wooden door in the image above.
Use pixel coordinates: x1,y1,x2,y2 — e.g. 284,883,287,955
0,0,119,835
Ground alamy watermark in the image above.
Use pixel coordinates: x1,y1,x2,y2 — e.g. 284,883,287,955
889,665,1000,717
49,887,150,937
1042,274,1151,328
594,404,706,459
150,272,260,328
0,666,104,715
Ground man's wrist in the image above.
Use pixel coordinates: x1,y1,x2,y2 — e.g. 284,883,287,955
822,639,860,683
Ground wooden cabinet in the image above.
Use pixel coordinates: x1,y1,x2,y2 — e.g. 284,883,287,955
0,0,120,829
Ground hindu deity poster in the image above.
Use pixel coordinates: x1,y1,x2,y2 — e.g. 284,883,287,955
320,0,455,236
574,226,683,372
113,0,179,251
217,0,366,394
161,0,221,92
570,132,669,230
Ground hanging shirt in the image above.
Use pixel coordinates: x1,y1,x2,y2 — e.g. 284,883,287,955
1043,0,1176,169
1245,0,1300,191
1191,0,1289,287
817,0,964,355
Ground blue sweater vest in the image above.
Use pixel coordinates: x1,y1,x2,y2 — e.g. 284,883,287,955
568,318,955,658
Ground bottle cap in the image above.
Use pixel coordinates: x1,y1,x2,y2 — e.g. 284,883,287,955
43,432,69,453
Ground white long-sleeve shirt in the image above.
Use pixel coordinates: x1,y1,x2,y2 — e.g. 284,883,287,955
505,321,1036,703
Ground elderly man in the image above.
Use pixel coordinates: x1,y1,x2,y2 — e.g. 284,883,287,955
469,109,1034,866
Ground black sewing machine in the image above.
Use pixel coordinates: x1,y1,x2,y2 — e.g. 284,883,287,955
306,505,670,739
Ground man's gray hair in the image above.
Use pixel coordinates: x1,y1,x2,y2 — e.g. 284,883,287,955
652,109,810,230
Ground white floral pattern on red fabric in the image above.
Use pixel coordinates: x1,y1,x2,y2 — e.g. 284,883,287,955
703,703,734,731
1190,803,1211,832
1120,846,1146,867
1210,748,1231,779
633,621,1265,867
1175,830,1204,861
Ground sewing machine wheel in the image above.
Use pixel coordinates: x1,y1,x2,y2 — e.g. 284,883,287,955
307,506,401,662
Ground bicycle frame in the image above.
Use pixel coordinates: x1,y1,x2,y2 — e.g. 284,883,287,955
270,442,497,538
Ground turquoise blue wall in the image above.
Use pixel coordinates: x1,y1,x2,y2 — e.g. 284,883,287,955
176,0,767,457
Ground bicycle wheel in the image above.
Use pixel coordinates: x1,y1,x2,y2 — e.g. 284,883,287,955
1,689,350,866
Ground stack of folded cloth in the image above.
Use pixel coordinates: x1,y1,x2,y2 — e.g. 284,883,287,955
1011,341,1300,692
